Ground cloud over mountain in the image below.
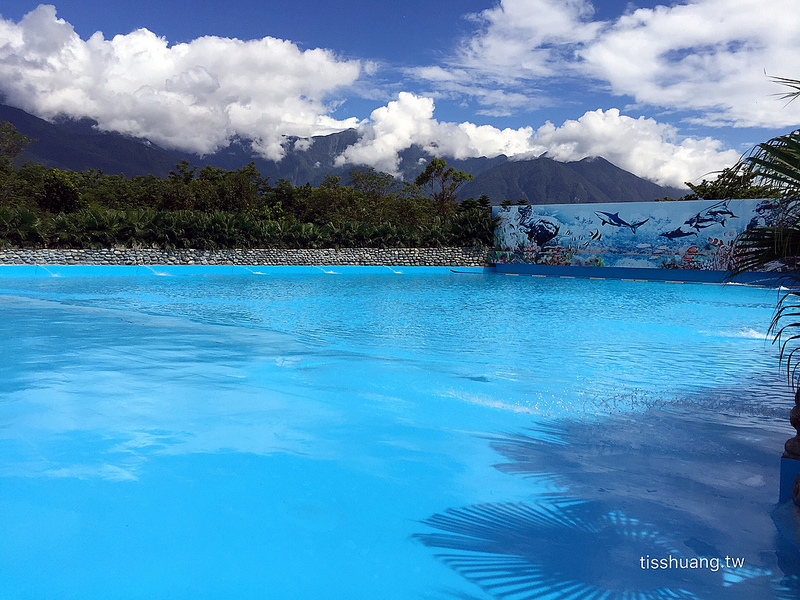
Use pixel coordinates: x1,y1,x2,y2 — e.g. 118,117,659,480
0,4,362,159
0,3,794,187
335,94,739,186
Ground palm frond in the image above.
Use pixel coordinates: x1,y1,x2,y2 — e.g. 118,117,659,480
732,225,800,274
742,130,800,198
729,118,800,386
770,75,800,104
767,277,800,386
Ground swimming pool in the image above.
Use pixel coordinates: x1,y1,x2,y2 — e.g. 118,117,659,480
0,267,798,599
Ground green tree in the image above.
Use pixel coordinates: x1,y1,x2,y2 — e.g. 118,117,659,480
0,121,33,171
682,166,780,200
0,122,34,208
459,197,478,211
169,159,197,185
414,158,473,213
347,167,399,222
39,169,82,213
347,167,430,226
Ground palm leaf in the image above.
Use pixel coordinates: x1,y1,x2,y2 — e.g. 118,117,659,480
733,226,800,273
767,279,800,385
742,131,800,197
770,75,800,104
729,107,800,385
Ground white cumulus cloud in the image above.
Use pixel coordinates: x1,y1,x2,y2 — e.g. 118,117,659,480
336,94,737,186
335,92,438,173
528,109,741,187
457,0,601,80
335,92,537,175
580,0,800,128
0,4,362,159
414,0,800,130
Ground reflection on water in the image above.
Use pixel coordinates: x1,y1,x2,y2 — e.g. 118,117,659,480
0,296,340,481
0,272,797,599
416,499,736,600
417,408,800,599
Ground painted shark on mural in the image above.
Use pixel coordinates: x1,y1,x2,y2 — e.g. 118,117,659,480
594,211,649,233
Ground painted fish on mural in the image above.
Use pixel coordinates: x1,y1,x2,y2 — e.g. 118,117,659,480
682,245,701,261
594,211,649,233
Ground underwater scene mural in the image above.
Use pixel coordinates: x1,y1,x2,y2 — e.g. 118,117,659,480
492,198,781,271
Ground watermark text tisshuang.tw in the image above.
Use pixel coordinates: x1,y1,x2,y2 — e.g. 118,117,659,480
640,555,745,572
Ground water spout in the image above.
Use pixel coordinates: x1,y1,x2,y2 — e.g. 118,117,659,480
138,265,169,276
35,265,59,277
236,266,268,275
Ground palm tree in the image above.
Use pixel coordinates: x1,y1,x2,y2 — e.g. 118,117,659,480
731,77,800,464
733,130,800,273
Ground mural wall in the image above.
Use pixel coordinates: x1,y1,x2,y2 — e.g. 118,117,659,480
491,198,781,271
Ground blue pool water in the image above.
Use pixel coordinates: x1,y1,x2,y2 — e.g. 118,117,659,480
0,267,798,599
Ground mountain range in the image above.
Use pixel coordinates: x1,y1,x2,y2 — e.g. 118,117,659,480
1,103,687,204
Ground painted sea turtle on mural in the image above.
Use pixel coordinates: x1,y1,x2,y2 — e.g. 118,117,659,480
514,206,561,248
524,219,560,247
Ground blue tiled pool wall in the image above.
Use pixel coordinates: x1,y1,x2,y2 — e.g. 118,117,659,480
492,198,780,272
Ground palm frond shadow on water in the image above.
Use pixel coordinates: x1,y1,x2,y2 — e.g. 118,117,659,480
415,407,800,600
417,499,702,600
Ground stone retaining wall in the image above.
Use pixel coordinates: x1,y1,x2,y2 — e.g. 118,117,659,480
0,247,490,267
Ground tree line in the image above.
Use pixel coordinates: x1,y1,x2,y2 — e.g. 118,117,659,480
0,123,493,249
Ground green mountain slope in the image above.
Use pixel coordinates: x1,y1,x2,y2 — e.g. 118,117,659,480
1,104,687,202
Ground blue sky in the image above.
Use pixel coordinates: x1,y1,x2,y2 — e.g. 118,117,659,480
1,1,799,186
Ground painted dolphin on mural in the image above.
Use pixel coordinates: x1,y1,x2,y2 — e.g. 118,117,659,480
594,211,649,233
703,202,738,224
684,200,739,230
684,213,719,230
660,226,698,240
